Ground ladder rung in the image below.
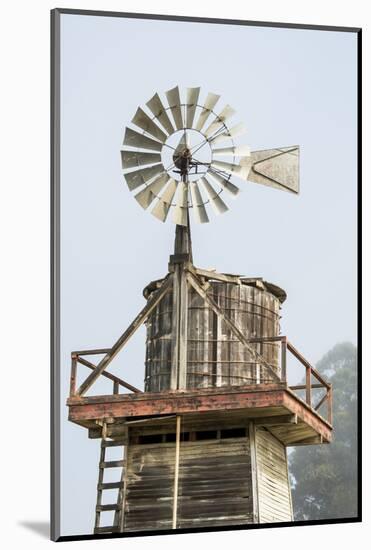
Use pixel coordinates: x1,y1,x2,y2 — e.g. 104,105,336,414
102,439,126,448
100,460,125,468
94,526,120,534
96,504,121,512
98,481,124,490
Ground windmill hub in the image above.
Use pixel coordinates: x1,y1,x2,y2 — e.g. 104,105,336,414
165,128,212,181
173,146,192,174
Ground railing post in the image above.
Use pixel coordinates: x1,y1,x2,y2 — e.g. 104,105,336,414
281,337,287,383
327,384,333,424
70,354,77,396
305,366,312,407
113,381,119,395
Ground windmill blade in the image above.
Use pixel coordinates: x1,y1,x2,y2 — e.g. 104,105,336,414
123,127,162,152
172,180,189,226
121,150,161,169
247,146,300,193
132,107,167,143
212,144,251,157
151,178,178,222
200,177,229,215
211,159,251,181
165,86,183,130
195,92,220,132
186,87,200,129
146,92,175,135
208,170,240,196
134,173,170,209
209,122,247,145
204,105,236,138
190,180,209,223
124,164,164,191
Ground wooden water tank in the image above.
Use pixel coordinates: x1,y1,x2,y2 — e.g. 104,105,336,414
143,275,286,392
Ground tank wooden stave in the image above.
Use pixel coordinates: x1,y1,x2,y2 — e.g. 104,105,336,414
144,277,285,392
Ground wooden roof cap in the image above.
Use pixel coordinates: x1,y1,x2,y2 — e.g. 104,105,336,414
143,268,287,303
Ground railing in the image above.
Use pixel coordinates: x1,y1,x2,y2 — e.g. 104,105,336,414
69,348,142,398
247,336,333,425
68,337,332,426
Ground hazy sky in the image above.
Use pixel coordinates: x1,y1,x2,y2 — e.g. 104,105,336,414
59,13,357,536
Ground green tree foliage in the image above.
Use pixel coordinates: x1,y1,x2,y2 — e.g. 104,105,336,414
289,342,358,520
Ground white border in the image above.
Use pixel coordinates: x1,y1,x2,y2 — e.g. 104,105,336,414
1,1,368,548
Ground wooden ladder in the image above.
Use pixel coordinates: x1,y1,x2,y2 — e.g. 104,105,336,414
94,438,126,534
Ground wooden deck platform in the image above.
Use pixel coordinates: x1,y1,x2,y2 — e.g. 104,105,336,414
67,382,332,447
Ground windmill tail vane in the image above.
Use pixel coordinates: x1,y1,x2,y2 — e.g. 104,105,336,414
121,85,300,226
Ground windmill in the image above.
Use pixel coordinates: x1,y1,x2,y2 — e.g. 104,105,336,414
67,86,332,535
122,86,299,226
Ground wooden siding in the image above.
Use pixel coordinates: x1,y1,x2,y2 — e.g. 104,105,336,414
255,427,293,523
145,280,282,392
124,441,175,531
123,435,253,531
177,437,253,528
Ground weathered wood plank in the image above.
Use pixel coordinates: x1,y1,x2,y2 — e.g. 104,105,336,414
68,388,286,421
100,460,125,468
172,416,181,528
98,482,124,490
254,414,297,426
69,385,332,443
255,427,293,523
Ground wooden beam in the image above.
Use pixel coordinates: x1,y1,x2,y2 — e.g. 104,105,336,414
178,271,188,389
281,337,287,382
327,385,333,425
249,421,259,522
287,341,330,389
314,391,328,412
69,356,77,396
186,271,281,382
254,414,297,426
170,263,188,390
71,348,111,356
172,415,181,529
288,434,323,446
125,415,177,426
68,386,287,422
290,383,324,391
191,266,241,285
77,356,141,393
244,336,285,344
76,275,172,396
306,366,312,406
170,267,180,390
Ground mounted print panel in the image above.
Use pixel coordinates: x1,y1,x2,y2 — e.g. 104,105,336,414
51,8,360,542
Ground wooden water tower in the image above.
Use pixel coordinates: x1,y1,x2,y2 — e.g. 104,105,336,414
67,86,333,535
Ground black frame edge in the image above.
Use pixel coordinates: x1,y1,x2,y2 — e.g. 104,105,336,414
51,7,61,543
54,7,361,33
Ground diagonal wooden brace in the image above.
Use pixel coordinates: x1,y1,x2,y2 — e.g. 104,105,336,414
76,274,173,396
186,270,281,382
76,356,141,394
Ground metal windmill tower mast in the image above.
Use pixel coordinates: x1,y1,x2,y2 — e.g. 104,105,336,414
67,86,333,534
